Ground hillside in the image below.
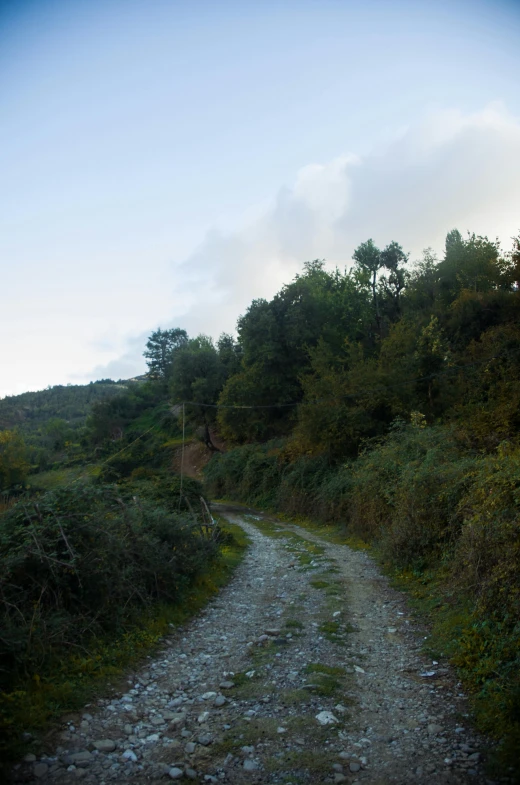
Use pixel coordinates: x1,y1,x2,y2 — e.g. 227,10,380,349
0,379,147,477
0,380,132,434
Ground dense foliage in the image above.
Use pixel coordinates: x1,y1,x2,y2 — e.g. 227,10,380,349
0,430,29,492
140,233,519,453
201,229,520,769
0,362,231,761
0,480,216,689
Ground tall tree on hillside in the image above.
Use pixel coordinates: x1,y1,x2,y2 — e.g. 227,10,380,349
170,336,227,413
379,241,409,320
217,333,243,377
169,335,232,450
438,231,504,301
414,316,449,413
403,248,439,313
143,328,188,381
353,240,384,336
353,239,409,337
217,261,371,442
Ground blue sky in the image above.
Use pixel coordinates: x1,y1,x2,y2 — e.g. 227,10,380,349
1,0,520,397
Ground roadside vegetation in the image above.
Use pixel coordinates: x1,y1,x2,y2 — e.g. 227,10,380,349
202,230,520,771
0,365,245,764
1,227,519,772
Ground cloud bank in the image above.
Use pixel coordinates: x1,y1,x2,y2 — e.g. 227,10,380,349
92,103,520,381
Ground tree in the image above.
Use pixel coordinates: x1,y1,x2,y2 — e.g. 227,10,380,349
414,316,449,413
218,261,371,442
43,418,74,451
403,248,439,313
353,239,409,337
143,328,188,381
451,322,520,448
353,239,383,336
217,333,243,377
437,230,504,302
217,363,293,443
379,241,409,321
87,383,164,446
294,332,405,460
170,336,227,417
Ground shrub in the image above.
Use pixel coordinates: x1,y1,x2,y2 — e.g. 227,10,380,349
0,430,29,491
456,442,520,621
348,425,476,567
204,441,282,504
0,482,217,688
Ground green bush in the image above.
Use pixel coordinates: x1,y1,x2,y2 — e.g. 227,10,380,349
347,424,476,567
0,481,217,688
126,470,205,514
455,442,520,620
0,430,29,491
204,427,475,567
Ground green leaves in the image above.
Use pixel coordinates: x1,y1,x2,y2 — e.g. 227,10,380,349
0,430,29,491
0,480,217,690
169,334,228,421
143,327,188,380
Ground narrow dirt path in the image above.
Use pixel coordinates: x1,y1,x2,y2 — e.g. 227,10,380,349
12,507,501,785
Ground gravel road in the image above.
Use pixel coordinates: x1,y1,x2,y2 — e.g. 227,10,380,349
11,505,504,785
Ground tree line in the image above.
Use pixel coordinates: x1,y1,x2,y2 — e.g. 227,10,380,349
140,229,520,457
3,229,519,490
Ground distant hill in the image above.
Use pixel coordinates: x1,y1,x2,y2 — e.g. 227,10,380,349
0,380,133,435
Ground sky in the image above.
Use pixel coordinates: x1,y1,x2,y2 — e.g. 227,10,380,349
1,0,520,398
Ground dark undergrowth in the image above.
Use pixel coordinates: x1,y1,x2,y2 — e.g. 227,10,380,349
0,476,247,769
204,427,520,780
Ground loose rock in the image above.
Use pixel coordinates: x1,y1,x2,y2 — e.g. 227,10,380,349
92,739,116,753
316,710,338,725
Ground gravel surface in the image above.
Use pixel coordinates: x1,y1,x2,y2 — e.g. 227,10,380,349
11,506,505,784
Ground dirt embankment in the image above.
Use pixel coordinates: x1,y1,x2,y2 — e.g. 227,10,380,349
171,430,226,481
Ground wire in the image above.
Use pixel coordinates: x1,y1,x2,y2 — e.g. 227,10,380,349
179,345,520,410
40,418,172,494
178,403,185,510
25,342,520,495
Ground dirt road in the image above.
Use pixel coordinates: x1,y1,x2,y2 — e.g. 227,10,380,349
12,506,501,784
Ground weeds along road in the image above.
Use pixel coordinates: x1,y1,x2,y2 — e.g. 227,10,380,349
13,506,500,785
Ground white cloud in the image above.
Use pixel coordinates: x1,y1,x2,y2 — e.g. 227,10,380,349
87,103,520,383
334,103,520,256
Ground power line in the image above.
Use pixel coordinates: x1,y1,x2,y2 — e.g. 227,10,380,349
178,403,186,510
41,418,173,494
179,345,520,410
24,343,520,495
